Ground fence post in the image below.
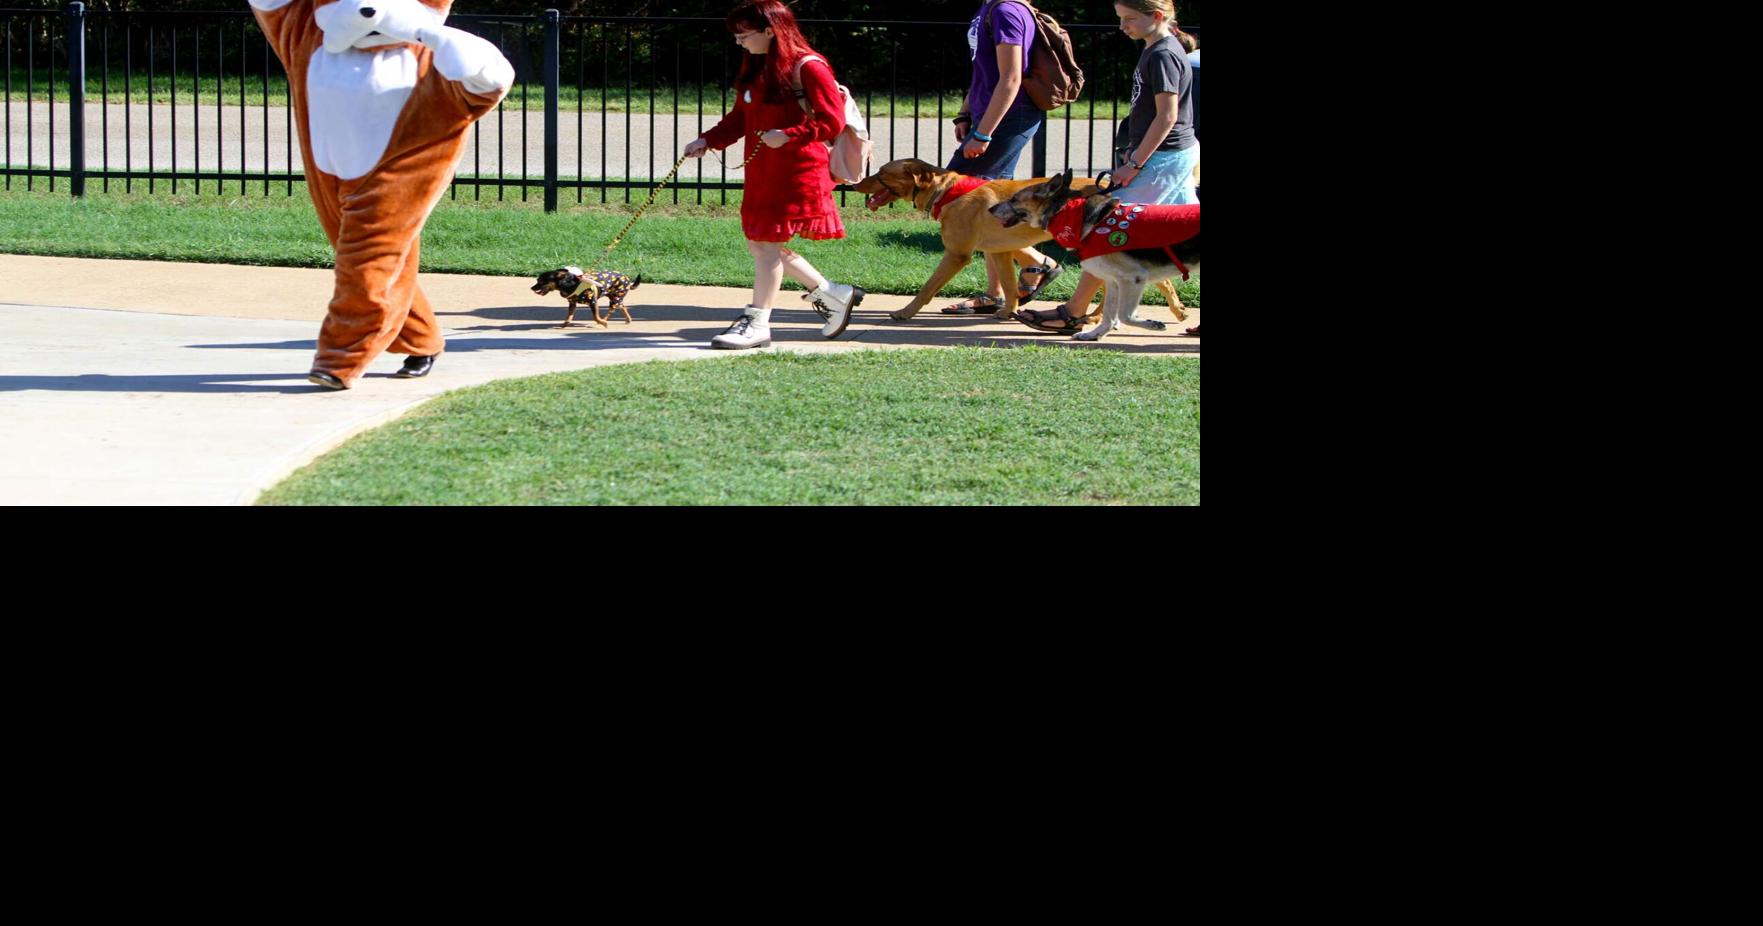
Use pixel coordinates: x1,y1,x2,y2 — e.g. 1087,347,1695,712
1031,109,1047,179
542,8,560,213
65,1,86,198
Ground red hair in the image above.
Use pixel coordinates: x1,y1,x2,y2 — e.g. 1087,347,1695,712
726,1,827,104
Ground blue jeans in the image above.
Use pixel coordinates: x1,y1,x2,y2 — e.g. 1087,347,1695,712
946,104,1042,180
1116,143,1200,205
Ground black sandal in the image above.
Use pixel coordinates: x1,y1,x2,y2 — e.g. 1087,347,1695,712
1014,303,1086,333
1016,259,1064,301
942,294,1005,315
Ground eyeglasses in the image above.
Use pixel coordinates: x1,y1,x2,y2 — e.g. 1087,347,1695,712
733,31,759,41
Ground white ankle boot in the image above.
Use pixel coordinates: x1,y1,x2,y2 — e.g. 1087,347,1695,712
711,307,772,350
803,281,864,339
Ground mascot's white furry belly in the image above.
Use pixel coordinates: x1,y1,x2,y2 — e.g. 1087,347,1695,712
304,45,419,180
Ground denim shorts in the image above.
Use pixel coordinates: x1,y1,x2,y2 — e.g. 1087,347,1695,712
946,103,1043,180
1115,143,1200,205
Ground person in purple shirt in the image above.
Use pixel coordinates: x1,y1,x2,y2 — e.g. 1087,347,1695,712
939,0,1062,316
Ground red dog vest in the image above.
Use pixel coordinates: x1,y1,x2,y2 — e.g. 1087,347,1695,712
1047,199,1200,279
931,175,989,219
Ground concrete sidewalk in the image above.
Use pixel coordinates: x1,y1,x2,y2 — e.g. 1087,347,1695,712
0,254,1198,505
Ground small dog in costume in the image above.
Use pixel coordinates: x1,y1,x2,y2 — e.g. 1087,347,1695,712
531,267,644,328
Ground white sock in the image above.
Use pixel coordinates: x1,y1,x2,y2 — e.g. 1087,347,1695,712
745,305,773,326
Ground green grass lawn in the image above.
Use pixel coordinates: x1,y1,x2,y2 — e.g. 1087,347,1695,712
258,347,1200,506
0,182,1199,306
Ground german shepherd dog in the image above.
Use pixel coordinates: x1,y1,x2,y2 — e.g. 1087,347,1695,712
990,170,1199,342
850,158,1185,327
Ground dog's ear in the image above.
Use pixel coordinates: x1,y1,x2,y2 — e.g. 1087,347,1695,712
907,160,939,194
1050,170,1072,196
907,158,947,192
1080,194,1116,239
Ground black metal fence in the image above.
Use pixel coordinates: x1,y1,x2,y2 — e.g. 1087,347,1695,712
2,3,1197,210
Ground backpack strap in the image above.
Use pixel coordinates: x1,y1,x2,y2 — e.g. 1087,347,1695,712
982,0,1034,37
790,54,828,112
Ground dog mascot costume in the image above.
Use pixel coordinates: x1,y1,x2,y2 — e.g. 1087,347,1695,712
249,0,513,389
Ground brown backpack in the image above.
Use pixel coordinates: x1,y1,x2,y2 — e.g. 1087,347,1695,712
983,0,1085,111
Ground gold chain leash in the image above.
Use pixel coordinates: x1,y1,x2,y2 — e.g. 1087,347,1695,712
588,134,765,271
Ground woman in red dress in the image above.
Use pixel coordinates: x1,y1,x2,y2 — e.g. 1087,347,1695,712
684,0,864,349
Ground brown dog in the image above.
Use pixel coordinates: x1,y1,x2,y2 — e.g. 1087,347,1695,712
850,158,1183,325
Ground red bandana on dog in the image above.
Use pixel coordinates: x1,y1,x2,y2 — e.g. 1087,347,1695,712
1047,199,1201,279
931,175,990,219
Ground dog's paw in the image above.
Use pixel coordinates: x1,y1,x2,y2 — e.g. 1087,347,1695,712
1073,329,1102,342
889,308,919,322
992,307,1016,320
1126,318,1167,331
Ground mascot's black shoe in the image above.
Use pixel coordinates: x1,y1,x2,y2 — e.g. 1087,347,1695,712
394,355,436,379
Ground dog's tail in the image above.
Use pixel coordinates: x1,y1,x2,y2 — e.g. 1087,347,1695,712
630,274,642,291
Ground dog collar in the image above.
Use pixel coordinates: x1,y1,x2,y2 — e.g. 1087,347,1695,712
930,175,988,219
